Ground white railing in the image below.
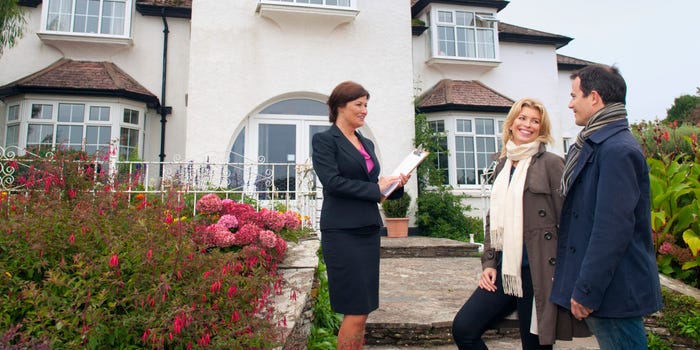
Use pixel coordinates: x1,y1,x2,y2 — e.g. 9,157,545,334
0,146,320,229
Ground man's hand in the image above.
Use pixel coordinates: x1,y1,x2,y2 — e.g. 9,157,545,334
570,298,593,320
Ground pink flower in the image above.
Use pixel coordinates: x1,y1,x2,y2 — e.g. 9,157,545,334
258,230,277,248
283,211,302,230
68,233,75,245
196,194,222,214
217,214,238,229
234,224,260,245
275,237,288,256
659,242,673,255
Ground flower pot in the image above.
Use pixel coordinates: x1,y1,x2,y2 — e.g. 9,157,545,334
384,217,409,238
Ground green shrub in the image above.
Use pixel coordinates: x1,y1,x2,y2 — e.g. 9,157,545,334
0,150,307,349
415,186,474,241
381,192,411,218
307,251,341,350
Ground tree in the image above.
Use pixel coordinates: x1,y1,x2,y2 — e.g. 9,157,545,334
1,0,26,56
666,93,700,125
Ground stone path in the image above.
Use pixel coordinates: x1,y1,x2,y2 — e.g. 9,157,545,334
364,236,600,349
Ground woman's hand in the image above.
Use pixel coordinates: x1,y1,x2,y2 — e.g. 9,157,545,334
478,267,498,292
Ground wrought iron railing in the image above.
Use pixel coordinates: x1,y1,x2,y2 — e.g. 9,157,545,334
0,146,320,229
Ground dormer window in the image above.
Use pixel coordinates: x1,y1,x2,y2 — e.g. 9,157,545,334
431,8,498,61
41,0,132,38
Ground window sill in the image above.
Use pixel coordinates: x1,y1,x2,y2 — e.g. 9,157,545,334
37,32,133,46
426,56,501,68
256,1,359,26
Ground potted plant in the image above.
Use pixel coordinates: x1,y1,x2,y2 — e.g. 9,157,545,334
381,191,411,238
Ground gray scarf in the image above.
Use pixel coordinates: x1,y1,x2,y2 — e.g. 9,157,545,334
560,102,628,196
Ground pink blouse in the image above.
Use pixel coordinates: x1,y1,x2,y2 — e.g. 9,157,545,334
357,145,375,173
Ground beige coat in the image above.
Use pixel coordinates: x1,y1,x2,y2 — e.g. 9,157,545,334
481,145,589,345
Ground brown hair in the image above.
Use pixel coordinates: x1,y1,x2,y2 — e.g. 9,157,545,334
499,98,553,158
326,81,370,123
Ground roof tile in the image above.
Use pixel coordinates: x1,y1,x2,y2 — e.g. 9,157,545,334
418,80,513,109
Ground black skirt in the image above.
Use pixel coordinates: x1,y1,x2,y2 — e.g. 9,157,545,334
321,226,381,315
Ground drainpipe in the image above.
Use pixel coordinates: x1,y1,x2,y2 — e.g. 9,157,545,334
158,9,172,177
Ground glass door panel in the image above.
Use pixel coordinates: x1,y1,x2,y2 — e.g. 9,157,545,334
258,123,296,198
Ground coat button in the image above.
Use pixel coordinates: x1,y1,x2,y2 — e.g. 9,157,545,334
569,246,576,253
572,211,578,218
544,232,552,240
548,257,556,265
538,209,546,217
487,251,494,259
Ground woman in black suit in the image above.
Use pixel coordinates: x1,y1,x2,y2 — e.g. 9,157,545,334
312,81,409,349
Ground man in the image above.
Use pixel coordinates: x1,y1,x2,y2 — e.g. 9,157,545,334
550,64,662,349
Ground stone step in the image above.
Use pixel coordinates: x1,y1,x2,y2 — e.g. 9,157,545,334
380,236,480,258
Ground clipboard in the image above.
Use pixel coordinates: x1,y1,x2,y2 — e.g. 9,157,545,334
381,147,430,197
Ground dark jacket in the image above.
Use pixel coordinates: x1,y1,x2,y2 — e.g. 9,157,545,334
312,124,402,230
550,119,663,318
482,144,589,344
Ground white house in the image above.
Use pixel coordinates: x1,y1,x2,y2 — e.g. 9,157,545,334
0,0,596,218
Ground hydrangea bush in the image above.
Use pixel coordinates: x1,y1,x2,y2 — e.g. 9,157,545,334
0,150,309,349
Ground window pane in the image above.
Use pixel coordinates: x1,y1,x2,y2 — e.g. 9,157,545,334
260,99,328,116
429,120,445,133
123,109,139,125
456,119,471,133
89,106,110,121
58,103,85,122
31,104,53,120
27,124,54,152
8,105,20,121
86,125,111,155
475,118,495,135
119,127,139,160
438,11,452,23
455,135,475,185
101,0,126,35
6,125,19,148
438,26,455,56
56,125,84,150
228,128,246,190
73,0,100,33
47,0,73,32
477,29,495,59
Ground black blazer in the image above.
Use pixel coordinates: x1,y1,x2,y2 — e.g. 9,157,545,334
312,124,403,230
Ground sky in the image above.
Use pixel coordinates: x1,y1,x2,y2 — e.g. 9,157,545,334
498,0,700,123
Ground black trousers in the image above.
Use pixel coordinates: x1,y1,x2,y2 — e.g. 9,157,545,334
452,265,552,350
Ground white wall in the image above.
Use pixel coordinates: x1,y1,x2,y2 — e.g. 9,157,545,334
186,0,416,180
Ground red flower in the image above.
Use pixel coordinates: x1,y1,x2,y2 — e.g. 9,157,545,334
109,254,119,268
661,130,670,141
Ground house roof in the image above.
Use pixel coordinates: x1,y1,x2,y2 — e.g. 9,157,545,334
498,22,572,49
557,53,598,71
417,79,514,113
0,59,159,107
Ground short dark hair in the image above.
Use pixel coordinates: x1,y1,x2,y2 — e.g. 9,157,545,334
327,81,370,123
571,64,627,105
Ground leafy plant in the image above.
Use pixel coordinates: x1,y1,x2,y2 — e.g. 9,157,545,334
0,150,309,349
381,191,411,218
415,186,475,241
307,251,341,350
638,121,700,287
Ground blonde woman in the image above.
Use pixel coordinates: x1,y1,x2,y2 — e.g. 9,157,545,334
451,98,588,349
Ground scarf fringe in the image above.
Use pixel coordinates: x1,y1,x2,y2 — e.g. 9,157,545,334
502,274,523,297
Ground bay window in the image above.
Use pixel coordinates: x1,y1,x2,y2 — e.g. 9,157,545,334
43,0,131,37
3,100,144,160
431,8,498,61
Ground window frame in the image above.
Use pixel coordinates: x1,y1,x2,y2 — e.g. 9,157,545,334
39,0,133,42
3,98,144,159
427,113,505,189
427,5,500,64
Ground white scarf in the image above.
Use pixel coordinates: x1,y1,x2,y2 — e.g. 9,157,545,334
489,140,540,297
